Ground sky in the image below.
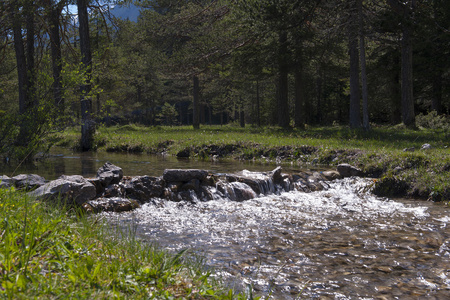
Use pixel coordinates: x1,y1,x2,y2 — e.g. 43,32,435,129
66,3,140,22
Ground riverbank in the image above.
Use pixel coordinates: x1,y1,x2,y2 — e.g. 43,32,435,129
52,124,450,202
0,187,249,298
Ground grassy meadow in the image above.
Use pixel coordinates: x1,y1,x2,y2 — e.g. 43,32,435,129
52,124,450,201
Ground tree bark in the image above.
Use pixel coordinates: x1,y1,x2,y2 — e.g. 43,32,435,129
77,0,95,151
400,19,415,127
193,75,200,129
11,2,28,116
349,0,361,129
255,80,261,127
45,0,64,107
294,68,304,129
277,30,290,128
26,0,36,106
358,0,370,131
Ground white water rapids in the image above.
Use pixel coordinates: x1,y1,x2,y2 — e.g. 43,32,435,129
105,176,450,299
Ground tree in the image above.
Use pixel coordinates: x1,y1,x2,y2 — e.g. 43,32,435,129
348,0,361,128
77,0,95,150
387,0,416,127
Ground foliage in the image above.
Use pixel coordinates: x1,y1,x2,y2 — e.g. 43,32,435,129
0,188,252,299
416,111,450,130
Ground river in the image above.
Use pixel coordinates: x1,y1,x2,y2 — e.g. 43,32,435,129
2,148,449,299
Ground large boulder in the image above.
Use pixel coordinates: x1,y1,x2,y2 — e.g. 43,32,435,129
96,162,123,187
12,174,46,190
83,197,140,213
29,176,96,205
163,169,208,183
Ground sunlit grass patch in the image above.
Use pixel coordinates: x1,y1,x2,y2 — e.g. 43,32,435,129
0,188,249,299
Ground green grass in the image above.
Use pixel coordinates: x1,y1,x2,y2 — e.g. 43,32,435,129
51,124,450,201
0,187,252,299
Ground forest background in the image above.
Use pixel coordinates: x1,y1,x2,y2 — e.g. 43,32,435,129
0,0,449,159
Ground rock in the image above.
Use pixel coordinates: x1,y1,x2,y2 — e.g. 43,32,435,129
0,175,15,189
163,169,208,183
103,184,123,198
176,148,190,158
181,179,200,192
421,143,432,150
29,177,96,205
122,175,165,201
321,170,341,181
87,177,104,195
96,162,123,187
403,147,415,152
337,163,364,177
12,174,46,190
83,197,140,213
270,166,283,184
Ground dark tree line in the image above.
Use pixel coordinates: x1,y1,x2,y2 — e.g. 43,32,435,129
0,0,449,155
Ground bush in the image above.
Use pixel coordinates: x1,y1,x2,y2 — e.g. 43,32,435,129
416,111,450,130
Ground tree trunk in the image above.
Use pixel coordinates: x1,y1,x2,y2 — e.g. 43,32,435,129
278,30,290,128
11,2,28,116
294,68,304,128
48,0,64,108
358,0,370,131
400,23,415,127
256,80,261,127
26,0,36,107
77,0,95,151
349,0,361,128
193,75,200,129
391,57,402,124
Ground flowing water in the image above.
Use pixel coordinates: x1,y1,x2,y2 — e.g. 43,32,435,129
107,178,450,299
2,149,450,299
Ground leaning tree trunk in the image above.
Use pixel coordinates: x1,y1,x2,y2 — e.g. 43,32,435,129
77,0,95,151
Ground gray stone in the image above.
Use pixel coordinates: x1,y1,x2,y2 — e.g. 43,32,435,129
122,175,165,201
163,169,208,183
12,174,46,190
176,148,191,158
321,170,341,181
421,143,432,150
96,162,123,187
403,147,415,152
337,163,364,177
83,197,140,213
0,175,15,189
181,179,200,192
270,166,283,184
29,177,96,205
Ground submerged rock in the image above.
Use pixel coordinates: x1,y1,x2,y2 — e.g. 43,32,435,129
83,197,140,213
